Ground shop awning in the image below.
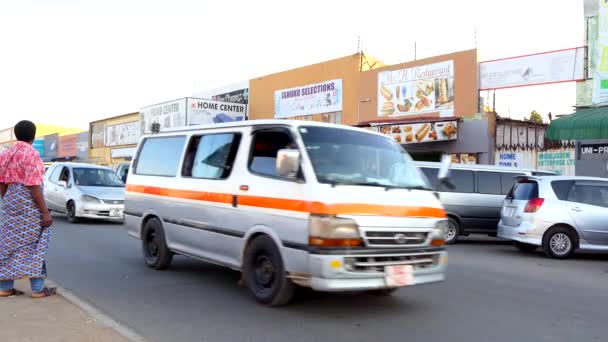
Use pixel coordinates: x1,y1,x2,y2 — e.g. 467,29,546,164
545,107,608,140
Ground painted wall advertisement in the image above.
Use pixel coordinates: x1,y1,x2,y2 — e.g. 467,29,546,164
91,122,106,148
105,121,140,147
378,61,454,118
494,149,575,175
33,139,45,158
274,79,342,119
186,98,246,126
44,134,58,161
376,120,458,144
479,47,586,90
140,98,246,133
58,134,78,158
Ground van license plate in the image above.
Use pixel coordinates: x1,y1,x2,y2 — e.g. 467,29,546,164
385,265,414,287
504,207,516,217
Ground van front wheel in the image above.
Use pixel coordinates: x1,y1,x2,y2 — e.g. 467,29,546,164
445,217,460,244
243,235,295,306
142,218,173,270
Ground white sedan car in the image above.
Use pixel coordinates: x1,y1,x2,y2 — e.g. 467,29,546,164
44,162,125,223
498,175,608,259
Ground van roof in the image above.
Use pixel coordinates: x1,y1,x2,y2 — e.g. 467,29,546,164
149,120,384,137
414,161,556,174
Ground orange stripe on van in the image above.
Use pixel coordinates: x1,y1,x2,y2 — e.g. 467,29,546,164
126,184,446,218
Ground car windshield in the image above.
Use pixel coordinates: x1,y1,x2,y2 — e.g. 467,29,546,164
298,126,430,189
73,168,125,187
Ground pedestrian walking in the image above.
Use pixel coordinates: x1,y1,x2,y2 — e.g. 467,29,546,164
0,120,56,298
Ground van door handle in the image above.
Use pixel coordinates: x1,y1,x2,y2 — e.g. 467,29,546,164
571,207,582,212
232,195,238,208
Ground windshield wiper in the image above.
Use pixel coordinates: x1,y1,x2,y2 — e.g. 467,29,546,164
406,185,433,191
324,180,414,191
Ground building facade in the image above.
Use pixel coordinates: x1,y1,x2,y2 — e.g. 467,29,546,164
88,112,140,166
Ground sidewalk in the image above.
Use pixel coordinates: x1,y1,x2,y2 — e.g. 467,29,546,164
0,279,131,342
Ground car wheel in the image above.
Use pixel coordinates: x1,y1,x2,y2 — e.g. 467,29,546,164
66,201,80,223
514,241,537,253
243,235,295,306
445,217,460,244
542,227,576,259
142,218,173,270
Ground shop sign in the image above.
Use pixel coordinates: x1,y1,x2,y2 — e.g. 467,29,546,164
91,122,106,148
33,138,45,158
479,47,586,90
140,98,187,134
58,134,78,158
111,147,137,158
186,98,246,125
274,79,342,119
211,88,249,105
378,61,454,118
105,121,140,147
593,0,608,103
377,120,458,145
537,150,575,175
580,143,608,154
495,152,523,168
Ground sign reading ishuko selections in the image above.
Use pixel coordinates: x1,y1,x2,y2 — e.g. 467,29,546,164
378,61,454,118
274,79,342,119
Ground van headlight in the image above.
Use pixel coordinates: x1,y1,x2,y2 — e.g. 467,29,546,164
81,195,101,203
430,220,448,246
308,215,362,247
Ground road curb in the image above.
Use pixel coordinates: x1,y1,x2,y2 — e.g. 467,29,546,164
45,279,147,342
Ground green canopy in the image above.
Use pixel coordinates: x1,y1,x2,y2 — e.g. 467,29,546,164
545,107,608,140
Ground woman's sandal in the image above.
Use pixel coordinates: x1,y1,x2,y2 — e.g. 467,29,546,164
31,287,57,299
0,289,25,297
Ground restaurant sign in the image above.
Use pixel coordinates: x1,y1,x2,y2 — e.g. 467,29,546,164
376,120,458,145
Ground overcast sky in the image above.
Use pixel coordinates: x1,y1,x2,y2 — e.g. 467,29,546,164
0,0,583,129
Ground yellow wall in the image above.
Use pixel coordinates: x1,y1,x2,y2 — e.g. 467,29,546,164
35,124,84,138
88,112,139,166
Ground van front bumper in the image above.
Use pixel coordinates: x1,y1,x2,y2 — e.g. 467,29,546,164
306,249,447,292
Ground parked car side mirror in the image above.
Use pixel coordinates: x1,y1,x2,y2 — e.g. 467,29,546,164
276,149,300,179
58,180,68,189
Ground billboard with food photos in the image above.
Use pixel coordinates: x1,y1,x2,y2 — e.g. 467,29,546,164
378,61,454,118
376,120,458,145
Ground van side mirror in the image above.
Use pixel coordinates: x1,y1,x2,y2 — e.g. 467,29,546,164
276,149,300,179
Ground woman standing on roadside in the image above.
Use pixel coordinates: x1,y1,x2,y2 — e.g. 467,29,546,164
0,120,56,298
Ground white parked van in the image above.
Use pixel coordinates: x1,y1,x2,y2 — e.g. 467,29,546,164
124,120,449,306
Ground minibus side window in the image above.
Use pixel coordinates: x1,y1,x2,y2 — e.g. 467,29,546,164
135,136,186,177
249,129,301,180
476,171,501,195
182,133,241,180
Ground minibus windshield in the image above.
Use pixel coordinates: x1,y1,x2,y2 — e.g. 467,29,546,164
299,126,430,190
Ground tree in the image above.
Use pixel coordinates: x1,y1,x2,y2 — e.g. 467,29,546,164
528,110,543,124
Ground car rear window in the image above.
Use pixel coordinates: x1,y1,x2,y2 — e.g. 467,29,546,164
551,180,574,201
509,181,539,200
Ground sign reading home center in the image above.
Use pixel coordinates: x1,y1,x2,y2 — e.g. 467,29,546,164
378,60,454,118
274,79,342,119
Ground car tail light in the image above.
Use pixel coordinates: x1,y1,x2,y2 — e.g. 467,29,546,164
524,198,544,213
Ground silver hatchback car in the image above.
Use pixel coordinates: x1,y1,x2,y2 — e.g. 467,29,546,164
498,175,608,259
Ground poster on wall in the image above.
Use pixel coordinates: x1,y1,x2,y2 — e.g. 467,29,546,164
140,98,187,134
91,122,106,148
378,61,454,118
186,98,246,125
211,88,249,105
376,120,458,145
105,121,140,147
479,47,585,90
274,79,342,119
58,134,78,158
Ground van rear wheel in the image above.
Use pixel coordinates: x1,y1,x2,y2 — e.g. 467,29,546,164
142,218,173,270
243,235,295,306
445,217,460,244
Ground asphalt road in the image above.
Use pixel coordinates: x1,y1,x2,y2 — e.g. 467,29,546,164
46,214,608,342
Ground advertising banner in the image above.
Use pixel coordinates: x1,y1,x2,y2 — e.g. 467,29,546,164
105,121,140,147
91,122,106,148
58,134,78,158
376,120,458,145
140,98,187,134
33,139,45,158
44,134,58,161
378,61,454,118
274,79,342,119
77,132,89,161
593,0,608,103
479,47,586,90
211,88,249,105
186,98,246,125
